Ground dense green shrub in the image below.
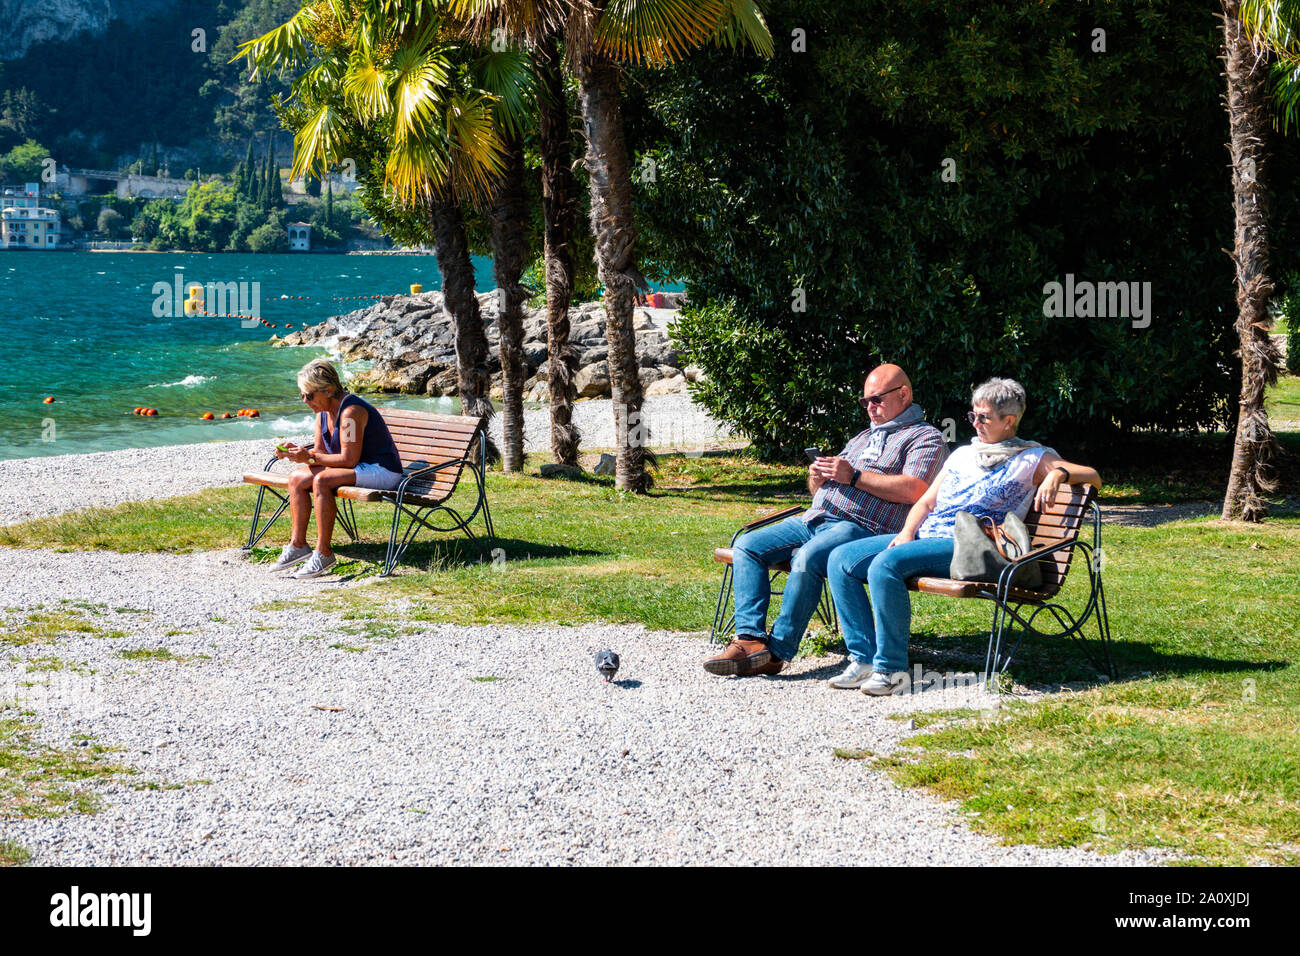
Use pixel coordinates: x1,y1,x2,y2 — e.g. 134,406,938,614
247,222,288,253
628,0,1271,456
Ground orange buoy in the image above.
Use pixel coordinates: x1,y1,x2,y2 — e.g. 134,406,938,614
249,409,259,417
201,412,214,420
221,412,231,419
146,408,158,416
43,396,55,404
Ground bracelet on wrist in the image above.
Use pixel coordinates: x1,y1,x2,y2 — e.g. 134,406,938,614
1053,466,1069,482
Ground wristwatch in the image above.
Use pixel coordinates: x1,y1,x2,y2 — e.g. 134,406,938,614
849,468,862,489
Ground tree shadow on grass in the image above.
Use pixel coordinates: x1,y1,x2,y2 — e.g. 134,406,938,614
909,630,1289,689
331,536,603,574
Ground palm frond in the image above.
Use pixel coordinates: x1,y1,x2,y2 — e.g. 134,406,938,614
711,1,774,57
445,91,508,200
470,48,536,138
232,5,321,76
1240,0,1300,53
385,135,453,204
289,102,346,182
345,48,392,121
594,0,754,66
449,0,566,44
390,45,453,145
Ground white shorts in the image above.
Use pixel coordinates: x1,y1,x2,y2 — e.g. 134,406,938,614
352,461,403,490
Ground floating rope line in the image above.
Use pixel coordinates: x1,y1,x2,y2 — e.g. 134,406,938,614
197,310,314,328
274,294,392,301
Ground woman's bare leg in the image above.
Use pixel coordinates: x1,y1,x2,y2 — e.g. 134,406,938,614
287,467,315,548
310,469,356,557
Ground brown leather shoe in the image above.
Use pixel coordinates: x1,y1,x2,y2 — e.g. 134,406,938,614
703,637,772,676
754,658,785,676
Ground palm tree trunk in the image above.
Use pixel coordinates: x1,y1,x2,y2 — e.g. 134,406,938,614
573,49,650,492
538,35,581,466
1221,1,1282,521
428,197,494,423
489,136,529,472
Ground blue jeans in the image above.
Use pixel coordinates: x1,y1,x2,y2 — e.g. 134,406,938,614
732,513,874,661
827,535,956,673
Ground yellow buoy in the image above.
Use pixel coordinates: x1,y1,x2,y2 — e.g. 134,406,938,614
410,283,423,295
184,284,204,316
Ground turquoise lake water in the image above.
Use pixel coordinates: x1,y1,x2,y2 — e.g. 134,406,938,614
0,251,497,460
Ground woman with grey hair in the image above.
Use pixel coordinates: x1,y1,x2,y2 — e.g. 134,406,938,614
269,358,404,578
823,377,1102,694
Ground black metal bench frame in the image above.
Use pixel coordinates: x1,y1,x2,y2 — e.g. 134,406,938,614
710,508,839,645
243,428,494,576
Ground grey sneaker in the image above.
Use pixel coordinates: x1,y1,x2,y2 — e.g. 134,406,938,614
862,671,902,696
269,544,312,571
291,551,337,579
828,660,876,689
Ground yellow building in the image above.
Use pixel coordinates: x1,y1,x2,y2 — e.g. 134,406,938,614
1,184,62,250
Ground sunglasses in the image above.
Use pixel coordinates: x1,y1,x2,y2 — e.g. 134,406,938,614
300,390,316,402
858,385,905,408
967,410,1006,425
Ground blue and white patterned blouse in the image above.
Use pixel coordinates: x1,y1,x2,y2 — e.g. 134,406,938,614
916,444,1056,539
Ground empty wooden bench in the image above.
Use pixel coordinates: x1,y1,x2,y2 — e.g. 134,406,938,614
242,408,494,575
710,505,838,643
907,483,1114,686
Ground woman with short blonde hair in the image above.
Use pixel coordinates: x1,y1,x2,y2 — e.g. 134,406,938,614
268,359,404,578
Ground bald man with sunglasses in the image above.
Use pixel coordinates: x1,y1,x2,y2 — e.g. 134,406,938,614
704,365,948,677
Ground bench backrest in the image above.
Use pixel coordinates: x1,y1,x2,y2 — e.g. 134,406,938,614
1022,483,1095,596
378,408,485,501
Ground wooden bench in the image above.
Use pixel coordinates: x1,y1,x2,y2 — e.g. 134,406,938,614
242,408,494,575
709,505,839,643
907,482,1114,686
708,485,1114,686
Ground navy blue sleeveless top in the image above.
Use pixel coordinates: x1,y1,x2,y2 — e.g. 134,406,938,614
320,393,402,473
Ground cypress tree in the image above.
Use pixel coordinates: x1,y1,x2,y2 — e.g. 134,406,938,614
260,144,271,212
242,139,256,199
269,142,283,207
149,141,158,177
325,178,334,229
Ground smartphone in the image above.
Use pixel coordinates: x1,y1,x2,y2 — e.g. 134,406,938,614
276,443,291,453
804,447,823,463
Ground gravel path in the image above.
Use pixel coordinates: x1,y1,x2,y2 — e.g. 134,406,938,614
0,546,1168,865
0,393,730,526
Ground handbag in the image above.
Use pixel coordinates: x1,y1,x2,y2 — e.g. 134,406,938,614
949,511,1043,589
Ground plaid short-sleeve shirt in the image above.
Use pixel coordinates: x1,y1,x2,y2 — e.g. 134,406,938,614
804,416,948,535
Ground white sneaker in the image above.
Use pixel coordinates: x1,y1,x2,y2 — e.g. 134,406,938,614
291,551,337,579
269,544,312,571
862,671,902,696
828,660,876,689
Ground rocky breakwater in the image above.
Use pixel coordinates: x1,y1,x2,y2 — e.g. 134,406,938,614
271,291,701,401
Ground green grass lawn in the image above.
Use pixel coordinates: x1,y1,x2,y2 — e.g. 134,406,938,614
1,444,1298,864
1267,373,1300,423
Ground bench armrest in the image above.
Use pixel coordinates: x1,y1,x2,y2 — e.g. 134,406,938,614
995,535,1079,597
728,505,804,546
742,505,803,530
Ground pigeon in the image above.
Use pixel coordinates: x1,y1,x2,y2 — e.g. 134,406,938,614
594,649,620,683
